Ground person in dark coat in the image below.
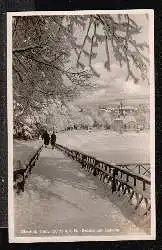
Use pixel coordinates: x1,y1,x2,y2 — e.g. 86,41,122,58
51,131,56,149
42,130,50,148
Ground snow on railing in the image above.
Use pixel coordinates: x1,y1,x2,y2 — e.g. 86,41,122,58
13,144,44,194
116,163,150,177
55,143,151,217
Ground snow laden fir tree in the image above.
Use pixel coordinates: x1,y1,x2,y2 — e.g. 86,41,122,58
12,14,149,138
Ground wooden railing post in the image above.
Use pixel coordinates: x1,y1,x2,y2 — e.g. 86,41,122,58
112,168,118,193
55,143,151,216
14,144,43,194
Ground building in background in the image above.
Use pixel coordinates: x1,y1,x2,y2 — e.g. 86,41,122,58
111,117,124,132
123,115,137,130
109,100,150,132
136,113,150,130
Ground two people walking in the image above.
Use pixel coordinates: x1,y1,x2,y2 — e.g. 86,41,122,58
42,130,56,149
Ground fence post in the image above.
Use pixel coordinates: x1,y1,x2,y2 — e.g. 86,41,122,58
112,168,118,193
55,143,151,211
143,181,146,191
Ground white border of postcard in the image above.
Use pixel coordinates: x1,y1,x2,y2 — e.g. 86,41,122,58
7,9,155,243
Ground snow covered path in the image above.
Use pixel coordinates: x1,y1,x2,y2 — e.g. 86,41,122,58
14,146,146,237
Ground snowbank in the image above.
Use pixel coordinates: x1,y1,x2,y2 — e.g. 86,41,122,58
13,139,43,170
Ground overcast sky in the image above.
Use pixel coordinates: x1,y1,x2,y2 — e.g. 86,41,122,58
66,14,150,106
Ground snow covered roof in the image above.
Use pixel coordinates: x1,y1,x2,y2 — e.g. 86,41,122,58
123,115,137,124
114,118,124,121
136,114,147,121
110,117,124,124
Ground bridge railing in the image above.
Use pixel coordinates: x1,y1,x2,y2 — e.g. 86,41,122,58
55,143,151,216
116,163,150,177
13,144,44,194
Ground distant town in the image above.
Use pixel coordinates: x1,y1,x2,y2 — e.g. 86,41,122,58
13,100,150,140
76,101,150,132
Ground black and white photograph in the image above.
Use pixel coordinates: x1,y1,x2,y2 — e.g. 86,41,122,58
7,10,155,242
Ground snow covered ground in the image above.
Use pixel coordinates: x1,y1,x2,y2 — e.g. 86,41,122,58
56,130,150,164
14,147,148,238
13,139,43,170
13,131,150,238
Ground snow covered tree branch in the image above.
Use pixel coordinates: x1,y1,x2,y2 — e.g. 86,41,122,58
12,14,149,134
72,14,149,83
